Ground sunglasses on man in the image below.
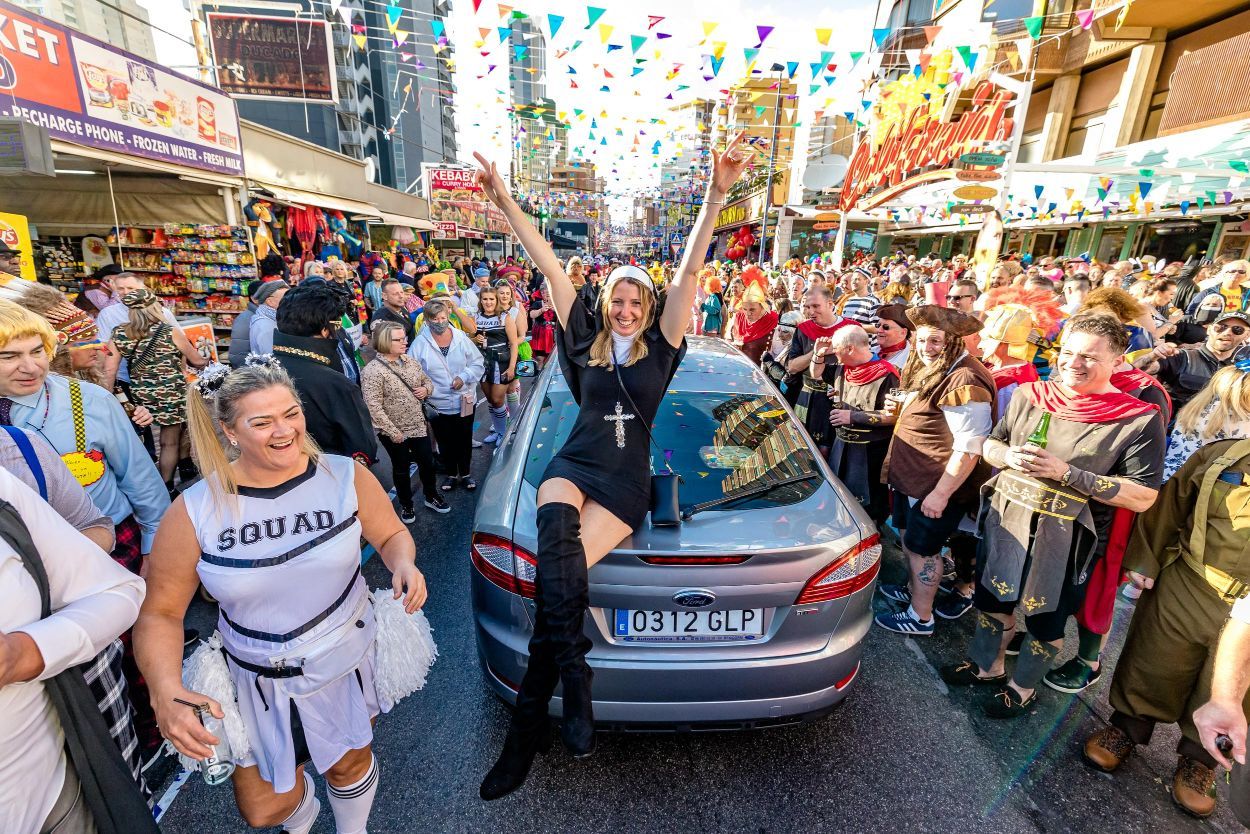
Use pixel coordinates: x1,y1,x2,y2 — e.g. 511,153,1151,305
947,294,976,301
1213,322,1248,336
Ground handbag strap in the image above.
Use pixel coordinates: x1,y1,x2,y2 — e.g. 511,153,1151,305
374,357,427,406
612,362,678,478
2,425,46,501
0,498,51,617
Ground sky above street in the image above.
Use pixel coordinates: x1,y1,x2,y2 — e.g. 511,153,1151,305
139,0,879,208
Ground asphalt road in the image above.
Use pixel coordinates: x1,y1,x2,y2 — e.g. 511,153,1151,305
156,433,1244,834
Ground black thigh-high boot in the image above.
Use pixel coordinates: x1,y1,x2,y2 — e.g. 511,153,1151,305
479,576,559,800
535,502,597,758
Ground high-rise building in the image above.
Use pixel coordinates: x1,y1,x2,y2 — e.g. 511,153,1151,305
190,0,457,192
712,76,798,205
17,0,156,59
508,18,563,195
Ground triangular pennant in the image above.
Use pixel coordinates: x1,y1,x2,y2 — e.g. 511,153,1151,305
1023,16,1044,39
498,26,511,42
955,45,977,72
1077,9,1096,29
598,23,614,44
630,34,647,53
755,25,774,47
702,21,718,37
709,55,725,77
923,25,941,44
547,13,564,38
647,15,664,29
872,28,889,48
497,4,513,19
786,61,799,78
743,47,760,66
586,7,606,29
430,19,445,39
849,51,863,65
353,33,367,49
386,4,402,31
1138,181,1152,199
815,27,831,46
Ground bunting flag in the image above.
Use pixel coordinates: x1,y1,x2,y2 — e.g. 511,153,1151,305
709,55,725,77
786,61,798,78
1077,8,1096,29
353,33,367,49
498,26,511,42
849,51,863,65
1023,16,1044,40
385,4,402,32
1138,181,1152,199
647,15,664,29
497,4,513,18
1014,37,1033,69
815,27,831,46
547,13,564,38
955,45,978,72
586,7,606,29
430,19,445,39
513,45,527,61
743,47,759,67
923,26,941,44
472,0,483,11
629,34,646,53
598,23,614,44
1180,200,1191,216
755,25,774,47
872,28,889,48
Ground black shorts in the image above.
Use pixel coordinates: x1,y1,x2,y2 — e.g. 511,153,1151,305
891,488,972,558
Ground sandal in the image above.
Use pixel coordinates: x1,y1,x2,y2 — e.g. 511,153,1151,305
440,477,460,493
463,476,478,491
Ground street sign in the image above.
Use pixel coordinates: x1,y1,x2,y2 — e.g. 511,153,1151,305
953,185,998,201
952,203,996,214
955,169,1001,182
958,152,1006,167
813,221,839,231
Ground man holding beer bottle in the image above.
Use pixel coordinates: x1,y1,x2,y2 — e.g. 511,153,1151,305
940,314,1165,718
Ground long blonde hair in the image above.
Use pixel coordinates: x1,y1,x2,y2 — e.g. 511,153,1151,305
587,279,655,368
1176,365,1250,439
124,301,166,342
186,362,320,500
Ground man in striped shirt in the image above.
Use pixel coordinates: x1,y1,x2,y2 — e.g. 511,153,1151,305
838,267,881,348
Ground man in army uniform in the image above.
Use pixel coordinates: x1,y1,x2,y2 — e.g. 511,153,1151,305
1084,435,1250,818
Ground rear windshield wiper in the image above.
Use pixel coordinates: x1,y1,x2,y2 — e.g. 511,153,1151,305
681,472,821,521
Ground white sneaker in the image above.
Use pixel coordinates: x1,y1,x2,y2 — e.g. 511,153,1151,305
482,431,502,445
472,439,484,448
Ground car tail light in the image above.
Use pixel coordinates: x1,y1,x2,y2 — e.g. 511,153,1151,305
637,555,751,566
794,534,882,605
835,662,861,690
471,533,537,598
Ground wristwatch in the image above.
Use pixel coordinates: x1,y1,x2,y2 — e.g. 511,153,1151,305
1060,467,1073,487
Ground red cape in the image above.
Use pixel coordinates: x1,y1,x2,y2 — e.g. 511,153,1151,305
990,362,1040,391
1020,381,1159,423
797,316,859,341
735,309,779,344
845,358,899,386
1110,368,1173,415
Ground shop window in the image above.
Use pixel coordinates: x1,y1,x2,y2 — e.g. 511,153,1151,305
1096,228,1127,263
982,0,1037,24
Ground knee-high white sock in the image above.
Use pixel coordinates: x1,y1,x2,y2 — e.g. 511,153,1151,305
279,770,320,834
506,389,520,417
326,754,379,834
489,404,508,436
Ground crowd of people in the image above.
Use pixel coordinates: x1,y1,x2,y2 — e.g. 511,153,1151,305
4,196,1250,830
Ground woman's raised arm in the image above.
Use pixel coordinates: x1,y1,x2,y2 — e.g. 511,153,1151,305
661,131,753,346
473,152,577,326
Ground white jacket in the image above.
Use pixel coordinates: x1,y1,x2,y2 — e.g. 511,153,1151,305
408,326,485,415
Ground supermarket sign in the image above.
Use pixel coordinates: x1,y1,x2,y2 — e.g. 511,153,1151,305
0,1,243,176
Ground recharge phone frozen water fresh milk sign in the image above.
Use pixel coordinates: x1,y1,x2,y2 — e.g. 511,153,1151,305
0,0,244,176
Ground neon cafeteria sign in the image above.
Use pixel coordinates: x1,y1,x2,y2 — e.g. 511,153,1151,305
839,81,1015,212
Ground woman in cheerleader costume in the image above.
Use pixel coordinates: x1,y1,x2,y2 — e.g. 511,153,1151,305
471,132,752,801
133,356,431,834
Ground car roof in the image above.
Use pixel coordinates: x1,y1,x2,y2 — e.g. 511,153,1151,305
547,335,769,395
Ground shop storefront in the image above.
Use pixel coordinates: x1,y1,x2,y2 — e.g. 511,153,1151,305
0,1,250,358
711,192,766,261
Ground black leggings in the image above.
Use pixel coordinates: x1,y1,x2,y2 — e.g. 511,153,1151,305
378,433,437,507
429,412,474,478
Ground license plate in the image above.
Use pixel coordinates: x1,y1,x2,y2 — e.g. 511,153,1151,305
613,609,765,642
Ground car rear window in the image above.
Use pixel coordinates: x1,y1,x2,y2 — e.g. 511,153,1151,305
522,385,823,511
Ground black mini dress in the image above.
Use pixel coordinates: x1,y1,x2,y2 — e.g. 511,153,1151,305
546,296,686,529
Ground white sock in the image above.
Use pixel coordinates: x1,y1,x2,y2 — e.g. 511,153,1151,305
489,405,508,436
280,770,320,834
908,604,933,625
506,389,520,416
327,754,379,834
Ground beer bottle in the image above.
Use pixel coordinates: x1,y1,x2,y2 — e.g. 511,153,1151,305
1025,413,1050,450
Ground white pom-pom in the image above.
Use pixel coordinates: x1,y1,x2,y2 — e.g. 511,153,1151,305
179,631,252,771
370,589,438,711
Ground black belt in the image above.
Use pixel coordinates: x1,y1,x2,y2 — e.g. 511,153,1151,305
221,648,305,678
222,565,361,643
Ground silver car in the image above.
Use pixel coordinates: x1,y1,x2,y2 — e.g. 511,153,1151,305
470,336,881,728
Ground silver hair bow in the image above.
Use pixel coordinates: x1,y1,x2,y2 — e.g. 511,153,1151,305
193,362,231,398
243,352,282,370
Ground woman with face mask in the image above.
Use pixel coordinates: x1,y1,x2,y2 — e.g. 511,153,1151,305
408,298,485,491
470,134,752,800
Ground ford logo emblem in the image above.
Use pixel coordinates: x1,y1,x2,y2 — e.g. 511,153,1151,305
673,589,716,608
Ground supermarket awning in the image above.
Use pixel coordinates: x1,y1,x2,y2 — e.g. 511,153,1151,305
367,211,436,231
252,182,382,218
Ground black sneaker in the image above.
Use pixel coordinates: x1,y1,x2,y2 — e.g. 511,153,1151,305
1044,657,1102,694
424,495,451,514
934,592,974,620
399,505,417,524
983,685,1037,719
1004,631,1025,656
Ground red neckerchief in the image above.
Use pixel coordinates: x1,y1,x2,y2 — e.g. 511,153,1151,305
844,358,899,386
990,362,1039,391
878,341,908,361
736,309,779,343
1020,381,1158,424
1110,368,1173,415
797,316,856,341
